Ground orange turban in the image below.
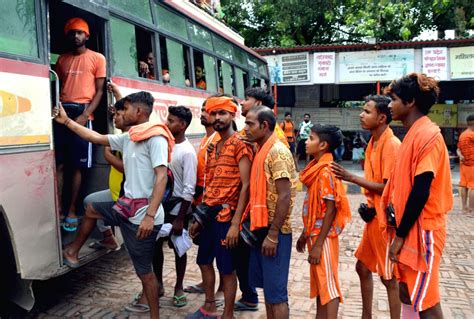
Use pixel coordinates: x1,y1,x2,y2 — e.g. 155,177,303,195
64,18,90,36
205,96,237,114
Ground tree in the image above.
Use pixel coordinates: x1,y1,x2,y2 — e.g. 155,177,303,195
220,0,473,47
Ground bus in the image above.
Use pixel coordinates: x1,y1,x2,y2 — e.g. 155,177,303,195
0,0,269,313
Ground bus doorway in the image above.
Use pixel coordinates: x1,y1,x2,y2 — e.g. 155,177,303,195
48,1,118,259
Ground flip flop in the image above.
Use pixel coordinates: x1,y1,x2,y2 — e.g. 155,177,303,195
234,300,258,312
88,240,121,251
173,294,188,308
185,307,218,319
63,256,80,269
124,301,150,313
62,217,79,232
184,284,205,294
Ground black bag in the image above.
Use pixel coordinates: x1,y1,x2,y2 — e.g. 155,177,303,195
385,203,397,228
358,203,376,223
240,219,269,248
162,196,183,213
192,203,223,228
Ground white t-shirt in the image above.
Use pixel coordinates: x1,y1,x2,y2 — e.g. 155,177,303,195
168,138,197,216
108,133,168,225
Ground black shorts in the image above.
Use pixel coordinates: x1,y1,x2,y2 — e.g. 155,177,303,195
54,103,93,169
92,201,160,275
297,139,307,157
288,141,296,154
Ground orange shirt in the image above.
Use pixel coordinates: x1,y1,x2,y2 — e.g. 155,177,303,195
414,134,452,230
196,132,219,187
56,49,106,104
280,120,295,141
458,130,474,166
196,79,207,90
204,133,253,221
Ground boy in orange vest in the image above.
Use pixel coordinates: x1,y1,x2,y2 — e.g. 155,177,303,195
297,124,351,318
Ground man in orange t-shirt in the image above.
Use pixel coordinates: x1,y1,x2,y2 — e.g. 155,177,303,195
332,95,401,318
188,96,252,319
55,17,106,232
457,114,474,212
383,73,453,318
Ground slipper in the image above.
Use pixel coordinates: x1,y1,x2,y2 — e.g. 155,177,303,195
234,300,258,312
215,299,224,307
124,301,150,313
184,284,205,294
88,240,121,251
173,294,188,308
62,217,79,232
63,256,80,269
185,307,218,319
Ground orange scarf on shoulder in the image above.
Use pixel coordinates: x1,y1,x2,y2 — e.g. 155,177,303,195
299,153,351,237
380,116,448,272
128,122,175,162
241,133,277,231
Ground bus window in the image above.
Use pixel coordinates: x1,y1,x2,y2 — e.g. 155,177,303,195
160,35,191,88
109,0,152,23
154,3,188,39
235,68,248,98
251,76,264,88
203,54,217,92
110,17,155,80
0,0,38,57
192,50,207,90
218,60,234,96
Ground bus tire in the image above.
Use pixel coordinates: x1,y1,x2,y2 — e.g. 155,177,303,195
0,206,35,316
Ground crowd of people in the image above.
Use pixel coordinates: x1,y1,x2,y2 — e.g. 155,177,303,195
52,16,474,319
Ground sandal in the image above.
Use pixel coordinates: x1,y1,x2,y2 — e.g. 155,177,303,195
184,284,205,294
88,240,121,251
173,294,188,308
62,217,79,232
124,301,150,313
185,307,218,319
234,299,258,312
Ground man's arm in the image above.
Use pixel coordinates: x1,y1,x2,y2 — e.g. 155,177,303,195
225,155,251,248
54,104,109,145
308,199,336,264
457,148,465,162
331,162,385,195
104,147,124,173
262,177,291,257
137,165,168,240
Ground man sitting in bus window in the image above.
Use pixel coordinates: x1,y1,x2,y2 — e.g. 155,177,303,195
55,17,106,232
162,69,170,84
195,65,206,90
139,52,155,80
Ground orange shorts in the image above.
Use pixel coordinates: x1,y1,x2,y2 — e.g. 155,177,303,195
308,236,342,305
355,217,394,280
460,163,474,188
395,227,446,312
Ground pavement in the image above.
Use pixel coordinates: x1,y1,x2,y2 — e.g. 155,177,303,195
29,187,473,318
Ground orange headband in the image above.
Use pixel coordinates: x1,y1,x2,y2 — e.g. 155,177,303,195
64,17,90,37
205,96,237,114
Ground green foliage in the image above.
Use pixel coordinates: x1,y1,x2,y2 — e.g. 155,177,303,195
220,0,473,47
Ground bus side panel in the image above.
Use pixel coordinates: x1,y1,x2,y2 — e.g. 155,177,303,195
0,150,59,280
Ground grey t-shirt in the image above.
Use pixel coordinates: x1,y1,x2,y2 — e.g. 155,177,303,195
108,133,168,225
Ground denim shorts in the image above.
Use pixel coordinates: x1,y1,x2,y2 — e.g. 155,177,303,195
249,232,292,304
92,201,160,275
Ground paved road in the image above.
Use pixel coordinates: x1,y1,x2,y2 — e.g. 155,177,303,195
29,193,473,318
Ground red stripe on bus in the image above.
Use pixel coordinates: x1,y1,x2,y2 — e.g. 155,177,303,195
111,76,211,98
0,58,49,78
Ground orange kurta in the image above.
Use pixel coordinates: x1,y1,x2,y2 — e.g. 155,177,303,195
355,127,400,279
300,153,351,304
280,121,295,142
381,116,452,312
458,130,474,188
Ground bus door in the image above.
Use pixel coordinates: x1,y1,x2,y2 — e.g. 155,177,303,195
48,1,120,262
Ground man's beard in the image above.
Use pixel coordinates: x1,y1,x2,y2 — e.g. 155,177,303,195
213,121,231,132
304,119,309,123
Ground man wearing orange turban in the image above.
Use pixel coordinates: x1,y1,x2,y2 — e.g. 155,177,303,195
55,17,106,232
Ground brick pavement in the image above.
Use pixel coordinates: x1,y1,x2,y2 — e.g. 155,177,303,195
29,192,474,318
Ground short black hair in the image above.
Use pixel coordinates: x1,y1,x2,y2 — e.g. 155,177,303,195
245,87,274,110
310,124,343,152
249,106,276,131
467,114,474,123
384,73,439,115
169,105,192,128
124,91,154,115
304,113,311,118
114,98,125,111
365,95,392,124
284,112,292,117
